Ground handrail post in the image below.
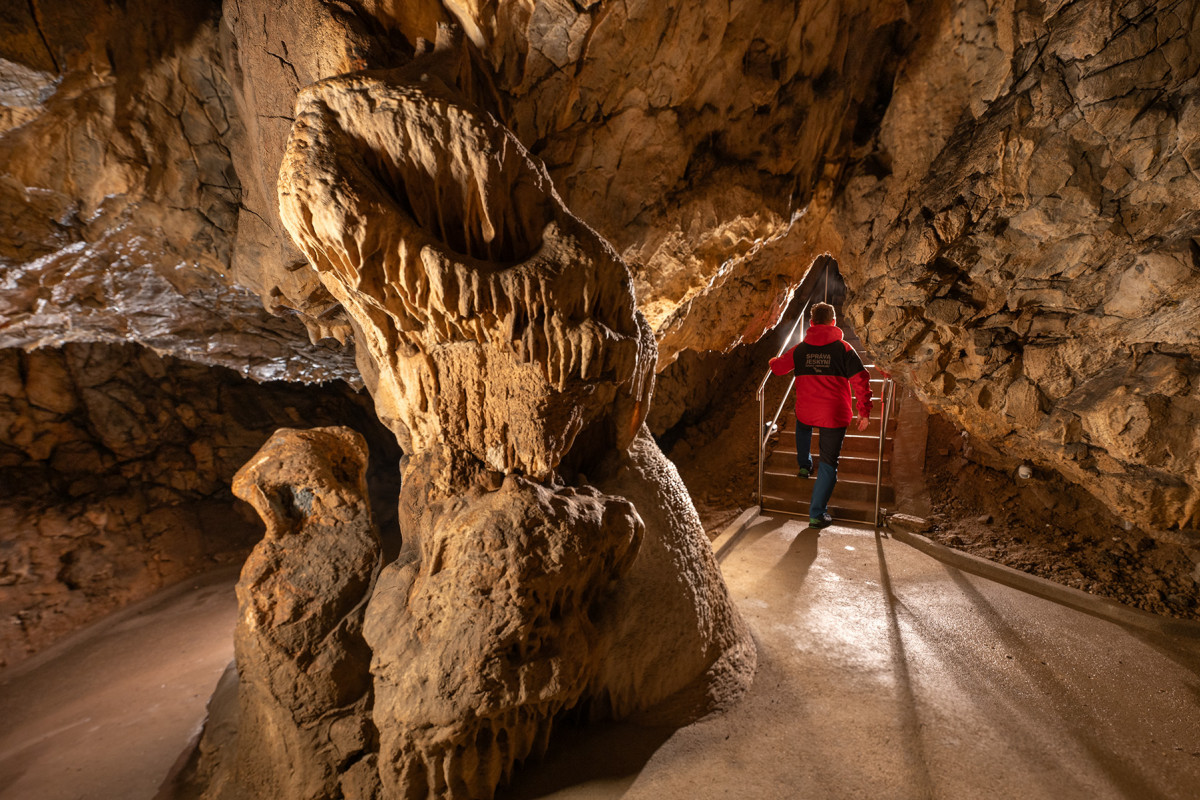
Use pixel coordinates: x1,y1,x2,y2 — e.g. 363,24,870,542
757,382,766,505
873,377,895,530
756,301,809,510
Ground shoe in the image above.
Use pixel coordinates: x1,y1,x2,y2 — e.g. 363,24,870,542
797,466,810,478
808,513,833,529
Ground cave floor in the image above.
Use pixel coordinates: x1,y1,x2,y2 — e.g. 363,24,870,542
0,567,239,800
2,518,1199,800
501,515,1200,800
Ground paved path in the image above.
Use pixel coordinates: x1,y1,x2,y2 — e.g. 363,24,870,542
0,568,239,800
3,518,1199,800
504,515,1200,799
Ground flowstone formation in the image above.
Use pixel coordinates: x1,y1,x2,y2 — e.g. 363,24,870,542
277,61,655,477
194,51,754,800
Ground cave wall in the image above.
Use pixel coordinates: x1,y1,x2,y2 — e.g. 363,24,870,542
821,0,1200,543
2,0,1199,645
0,0,356,382
0,342,397,668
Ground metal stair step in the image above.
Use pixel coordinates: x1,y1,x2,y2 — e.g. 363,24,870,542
759,492,881,524
770,435,894,458
764,455,890,479
762,472,896,504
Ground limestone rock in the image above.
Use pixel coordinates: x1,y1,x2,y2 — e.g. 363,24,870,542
216,0,386,342
267,43,754,799
362,427,754,800
365,453,642,799
0,0,354,383
590,428,757,723
277,61,655,478
0,342,397,669
829,0,1200,542
454,0,911,362
220,426,382,800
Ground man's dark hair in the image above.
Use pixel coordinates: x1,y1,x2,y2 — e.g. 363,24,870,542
811,302,836,325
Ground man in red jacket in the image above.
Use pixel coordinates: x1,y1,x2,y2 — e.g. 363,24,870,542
769,302,872,528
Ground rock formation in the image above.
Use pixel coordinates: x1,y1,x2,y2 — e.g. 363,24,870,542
0,342,396,669
821,0,1200,544
0,0,354,382
276,55,654,477
220,427,381,800
262,45,755,797
5,0,1199,544
4,0,1200,793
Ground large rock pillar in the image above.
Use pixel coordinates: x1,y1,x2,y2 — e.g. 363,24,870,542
274,39,755,800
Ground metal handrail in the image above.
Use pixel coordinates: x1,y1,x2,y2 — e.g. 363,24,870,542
755,282,897,525
873,376,897,530
756,305,808,504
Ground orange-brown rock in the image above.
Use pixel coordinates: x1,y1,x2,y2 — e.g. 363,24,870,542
267,45,754,796
365,456,642,798
823,0,1200,544
360,429,753,800
277,48,655,479
219,426,382,800
4,1,1200,794
0,342,398,669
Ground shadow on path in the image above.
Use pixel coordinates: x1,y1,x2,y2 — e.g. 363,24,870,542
875,532,935,799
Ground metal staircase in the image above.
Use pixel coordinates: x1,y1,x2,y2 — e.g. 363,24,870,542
755,268,897,527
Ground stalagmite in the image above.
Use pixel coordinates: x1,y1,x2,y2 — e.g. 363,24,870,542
208,32,755,800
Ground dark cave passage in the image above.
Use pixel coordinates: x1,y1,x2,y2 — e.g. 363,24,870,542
0,341,402,669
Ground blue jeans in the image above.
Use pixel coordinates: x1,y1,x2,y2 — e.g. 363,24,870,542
795,423,847,518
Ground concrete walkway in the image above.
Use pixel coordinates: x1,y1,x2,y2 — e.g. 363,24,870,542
2,517,1199,799
503,515,1200,799
0,568,239,800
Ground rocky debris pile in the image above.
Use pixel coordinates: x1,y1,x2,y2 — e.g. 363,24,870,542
923,415,1199,620
0,342,398,669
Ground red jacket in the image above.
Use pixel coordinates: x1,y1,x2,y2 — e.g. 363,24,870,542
770,323,872,428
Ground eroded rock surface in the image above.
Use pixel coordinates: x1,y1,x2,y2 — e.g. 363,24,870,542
826,0,1200,543
0,342,395,669
5,0,1198,543
266,47,754,798
5,0,1200,793
0,0,355,382
216,427,382,800
365,456,642,798
278,59,654,479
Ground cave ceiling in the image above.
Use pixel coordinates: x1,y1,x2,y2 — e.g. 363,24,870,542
2,0,1199,542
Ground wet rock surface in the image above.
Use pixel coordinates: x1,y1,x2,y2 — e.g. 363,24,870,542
0,342,399,669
